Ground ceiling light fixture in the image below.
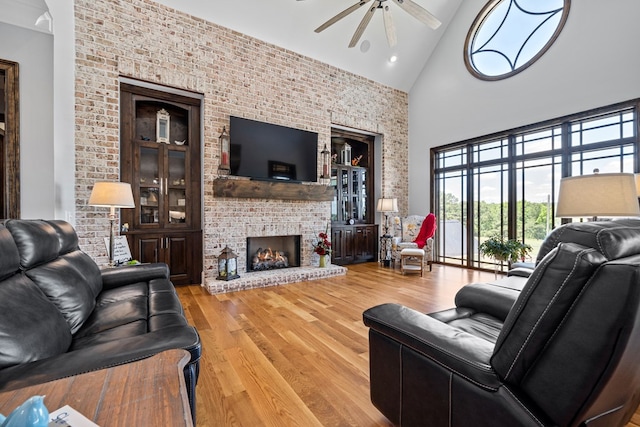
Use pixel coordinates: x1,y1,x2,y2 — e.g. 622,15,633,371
389,55,398,63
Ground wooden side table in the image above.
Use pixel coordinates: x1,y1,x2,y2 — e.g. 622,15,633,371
0,349,193,427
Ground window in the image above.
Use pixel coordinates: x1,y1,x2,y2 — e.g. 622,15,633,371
464,0,571,80
432,100,639,272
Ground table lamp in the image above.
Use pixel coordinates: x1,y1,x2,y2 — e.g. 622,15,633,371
89,181,135,266
556,172,640,221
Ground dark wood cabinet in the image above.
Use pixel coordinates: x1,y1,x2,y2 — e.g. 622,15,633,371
331,224,378,266
330,131,377,265
120,83,202,285
128,231,202,285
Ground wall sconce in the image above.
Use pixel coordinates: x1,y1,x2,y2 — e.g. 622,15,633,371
217,246,239,281
218,126,230,174
321,144,330,179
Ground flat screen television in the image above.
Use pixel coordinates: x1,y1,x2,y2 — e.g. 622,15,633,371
229,116,318,183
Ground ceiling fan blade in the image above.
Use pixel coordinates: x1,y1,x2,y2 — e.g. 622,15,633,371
391,0,441,29
349,1,380,48
315,0,372,33
382,4,397,47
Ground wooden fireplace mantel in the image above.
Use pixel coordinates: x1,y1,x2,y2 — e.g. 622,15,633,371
213,177,334,201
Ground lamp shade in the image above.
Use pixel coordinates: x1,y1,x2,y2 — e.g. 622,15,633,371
556,173,640,218
376,198,398,213
89,182,135,208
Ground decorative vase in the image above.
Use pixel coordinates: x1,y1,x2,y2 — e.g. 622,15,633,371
319,254,327,268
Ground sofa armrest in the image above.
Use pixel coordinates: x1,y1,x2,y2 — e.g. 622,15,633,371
363,303,500,389
101,263,170,290
0,325,200,392
454,281,523,321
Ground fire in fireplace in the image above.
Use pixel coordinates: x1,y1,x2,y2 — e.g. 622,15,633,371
252,247,289,270
247,235,301,272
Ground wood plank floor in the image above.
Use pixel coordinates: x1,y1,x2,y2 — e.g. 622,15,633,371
176,262,640,426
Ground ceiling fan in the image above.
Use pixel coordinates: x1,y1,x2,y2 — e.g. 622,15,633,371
301,0,441,48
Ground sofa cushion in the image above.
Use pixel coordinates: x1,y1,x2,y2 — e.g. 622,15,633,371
72,279,188,349
536,219,640,263
5,220,60,268
26,256,101,333
492,242,607,383
46,220,80,255
0,274,72,368
0,227,20,281
6,219,102,334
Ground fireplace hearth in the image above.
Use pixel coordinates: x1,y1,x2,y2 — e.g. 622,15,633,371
247,235,300,272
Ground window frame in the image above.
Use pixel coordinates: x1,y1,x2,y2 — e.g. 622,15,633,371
431,99,640,271
464,0,571,81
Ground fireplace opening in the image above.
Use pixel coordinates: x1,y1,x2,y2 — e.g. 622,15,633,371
247,235,301,272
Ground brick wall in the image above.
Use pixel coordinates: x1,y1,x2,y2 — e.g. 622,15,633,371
74,0,409,281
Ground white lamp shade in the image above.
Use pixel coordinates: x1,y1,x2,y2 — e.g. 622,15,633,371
89,182,135,208
556,173,640,218
376,198,398,213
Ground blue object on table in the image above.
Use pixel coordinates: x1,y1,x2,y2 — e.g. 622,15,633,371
0,395,49,427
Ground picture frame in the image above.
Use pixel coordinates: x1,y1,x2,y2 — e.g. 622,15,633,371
156,109,170,143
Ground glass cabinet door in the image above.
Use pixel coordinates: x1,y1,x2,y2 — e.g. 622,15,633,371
332,165,369,223
340,168,349,222
139,145,160,225
351,169,359,220
331,167,338,221
358,168,367,221
167,148,187,226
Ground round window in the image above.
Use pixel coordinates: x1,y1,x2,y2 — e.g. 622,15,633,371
464,0,571,80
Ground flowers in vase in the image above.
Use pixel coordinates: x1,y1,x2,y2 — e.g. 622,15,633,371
312,229,332,256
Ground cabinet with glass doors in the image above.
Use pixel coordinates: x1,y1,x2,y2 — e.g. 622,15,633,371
120,83,202,285
330,137,376,265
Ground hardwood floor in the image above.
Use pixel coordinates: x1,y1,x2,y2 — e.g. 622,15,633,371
176,262,640,426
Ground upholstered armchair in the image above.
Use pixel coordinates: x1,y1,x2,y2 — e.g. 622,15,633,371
391,214,436,271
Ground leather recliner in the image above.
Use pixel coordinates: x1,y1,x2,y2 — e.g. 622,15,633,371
364,220,640,426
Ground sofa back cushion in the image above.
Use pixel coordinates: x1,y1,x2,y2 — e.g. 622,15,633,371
536,219,640,263
0,226,71,368
0,274,73,368
0,226,20,281
6,220,102,334
491,242,606,382
399,215,425,242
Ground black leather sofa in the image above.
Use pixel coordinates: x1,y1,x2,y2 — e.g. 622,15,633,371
364,219,640,426
0,219,201,421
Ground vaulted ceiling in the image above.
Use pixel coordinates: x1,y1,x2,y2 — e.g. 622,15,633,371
0,0,464,92
155,0,463,92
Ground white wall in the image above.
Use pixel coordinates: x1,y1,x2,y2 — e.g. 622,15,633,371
0,22,54,218
408,0,640,215
47,0,76,224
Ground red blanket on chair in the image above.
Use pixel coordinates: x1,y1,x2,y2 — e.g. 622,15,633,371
413,213,436,249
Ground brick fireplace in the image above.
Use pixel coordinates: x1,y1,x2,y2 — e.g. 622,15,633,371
204,180,347,294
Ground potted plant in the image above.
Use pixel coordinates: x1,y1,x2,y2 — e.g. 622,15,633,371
479,235,532,275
